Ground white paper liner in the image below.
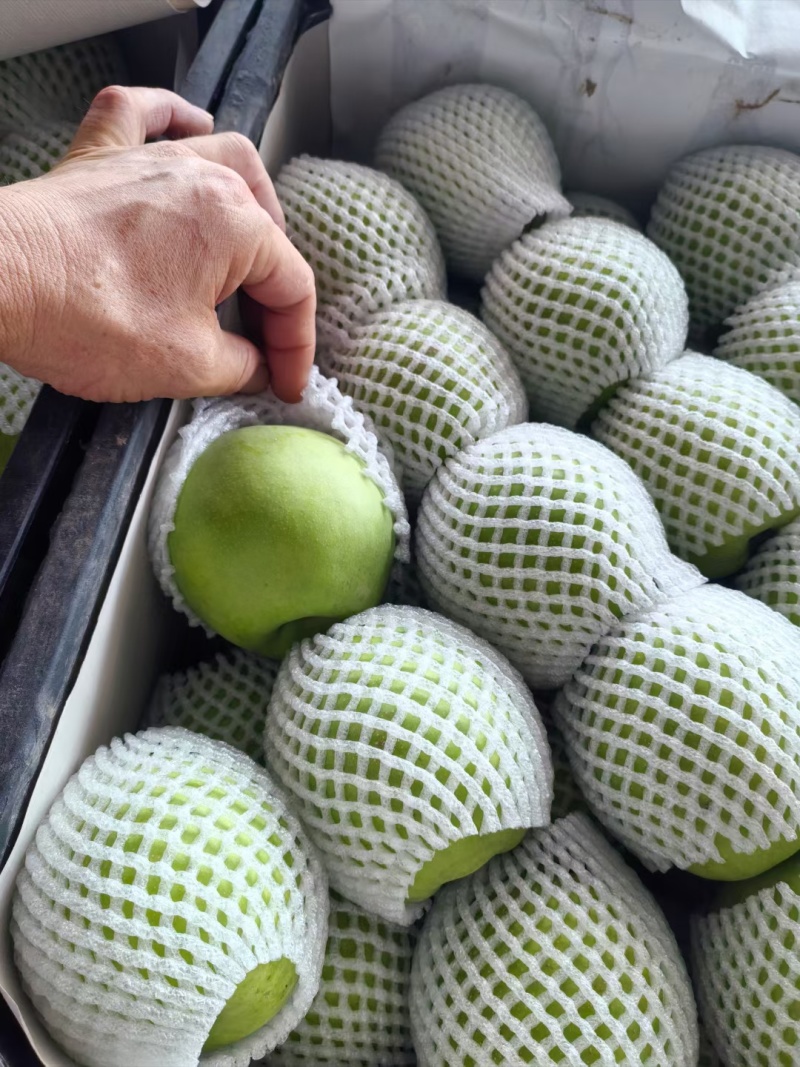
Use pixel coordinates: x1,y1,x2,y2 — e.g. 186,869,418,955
275,156,446,351
0,363,41,437
567,191,641,230
416,422,702,691
318,299,527,505
265,892,415,1066
555,584,800,874
715,275,800,405
692,876,800,1067
264,603,553,926
147,367,410,635
374,83,570,281
0,122,74,184
0,36,127,134
10,727,329,1067
481,216,689,429
143,649,280,766
410,813,698,1066
648,143,800,329
733,516,800,628
591,351,800,570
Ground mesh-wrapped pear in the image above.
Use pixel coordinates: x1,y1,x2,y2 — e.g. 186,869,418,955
263,604,553,926
733,517,800,628
691,854,800,1067
318,299,527,504
0,363,41,474
144,649,279,765
267,893,415,1066
481,216,688,428
715,275,800,404
416,422,700,690
0,121,74,184
10,727,328,1067
648,144,800,332
275,156,445,349
410,813,699,1066
375,83,570,281
0,35,127,133
591,351,800,579
148,368,409,656
555,584,800,881
567,190,641,230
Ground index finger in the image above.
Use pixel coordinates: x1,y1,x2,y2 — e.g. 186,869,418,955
243,215,316,403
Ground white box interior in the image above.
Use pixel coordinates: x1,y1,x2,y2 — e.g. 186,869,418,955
5,0,800,1060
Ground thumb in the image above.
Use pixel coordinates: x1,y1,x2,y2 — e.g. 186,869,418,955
193,329,271,398
68,85,213,154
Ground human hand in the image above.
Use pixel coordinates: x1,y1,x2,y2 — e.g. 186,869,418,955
0,86,316,403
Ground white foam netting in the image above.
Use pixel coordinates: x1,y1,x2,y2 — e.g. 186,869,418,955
410,812,699,1066
0,121,75,185
11,727,329,1067
0,362,41,436
591,351,800,575
692,875,800,1067
374,83,570,282
265,892,416,1066
567,191,641,231
416,422,702,691
554,583,800,875
143,649,280,766
715,274,800,406
481,216,689,429
263,603,553,926
275,156,446,351
318,299,528,505
648,144,800,330
0,36,127,133
733,516,800,629
148,367,410,633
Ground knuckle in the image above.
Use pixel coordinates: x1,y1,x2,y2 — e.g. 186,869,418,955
221,130,257,162
91,84,130,111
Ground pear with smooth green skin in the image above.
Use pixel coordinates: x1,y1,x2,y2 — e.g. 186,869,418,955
410,814,699,1066
169,425,395,658
10,727,329,1067
264,603,553,926
591,352,800,579
555,583,800,882
692,851,800,1066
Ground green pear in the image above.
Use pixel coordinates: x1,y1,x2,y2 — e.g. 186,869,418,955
168,425,395,658
11,727,328,1067
481,216,688,429
0,363,41,475
734,516,800,628
648,144,800,336
591,351,800,579
263,603,553,925
410,813,699,1065
567,190,641,230
555,584,800,882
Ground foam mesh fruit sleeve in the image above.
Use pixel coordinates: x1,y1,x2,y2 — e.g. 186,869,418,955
409,813,699,1066
733,516,800,628
566,191,640,230
144,649,279,765
590,351,800,578
317,299,528,504
275,156,446,350
375,83,570,281
266,893,416,1066
263,604,553,926
148,367,410,634
481,216,689,429
554,584,800,877
415,422,701,691
0,363,41,436
715,274,800,406
648,144,800,331
10,727,329,1067
0,121,74,184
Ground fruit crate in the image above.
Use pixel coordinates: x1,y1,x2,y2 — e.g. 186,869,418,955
2,1,800,1064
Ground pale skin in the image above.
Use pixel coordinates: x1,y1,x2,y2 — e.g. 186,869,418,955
0,85,316,403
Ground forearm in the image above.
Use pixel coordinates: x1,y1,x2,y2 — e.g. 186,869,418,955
0,184,50,375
